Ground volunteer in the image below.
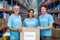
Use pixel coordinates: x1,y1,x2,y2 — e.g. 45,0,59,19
38,5,54,40
7,5,22,40
24,9,38,28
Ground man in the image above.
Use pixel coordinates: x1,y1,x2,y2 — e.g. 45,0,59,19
38,5,54,40
7,5,22,40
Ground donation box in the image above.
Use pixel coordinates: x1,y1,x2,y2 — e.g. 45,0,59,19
20,27,40,40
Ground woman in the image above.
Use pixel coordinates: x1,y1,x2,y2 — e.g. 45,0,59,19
24,9,38,28
38,5,54,40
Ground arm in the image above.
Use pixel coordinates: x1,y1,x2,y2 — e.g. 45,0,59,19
7,27,18,32
40,23,53,30
38,15,54,30
38,23,53,30
7,16,22,32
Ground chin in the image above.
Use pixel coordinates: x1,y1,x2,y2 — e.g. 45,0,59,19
42,13,45,14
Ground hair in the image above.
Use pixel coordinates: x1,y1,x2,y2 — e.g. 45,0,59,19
12,5,20,10
28,9,34,13
40,5,48,10
27,9,34,18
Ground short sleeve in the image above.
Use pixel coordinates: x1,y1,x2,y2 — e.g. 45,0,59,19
38,17,40,26
36,19,38,27
20,16,22,27
48,15,54,24
24,19,27,27
7,16,12,27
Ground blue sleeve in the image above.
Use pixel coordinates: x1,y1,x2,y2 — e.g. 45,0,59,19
20,17,22,27
24,19,26,27
7,16,12,27
36,19,38,27
38,17,40,26
48,15,54,24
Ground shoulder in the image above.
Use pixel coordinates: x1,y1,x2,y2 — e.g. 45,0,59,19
24,18,29,21
39,15,42,18
47,14,53,18
18,15,21,18
8,14,13,19
47,14,53,17
33,18,38,21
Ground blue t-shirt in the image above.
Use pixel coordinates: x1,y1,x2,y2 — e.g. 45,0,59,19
38,14,54,36
7,14,22,40
24,18,38,28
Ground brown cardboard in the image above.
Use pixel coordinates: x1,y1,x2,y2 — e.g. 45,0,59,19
20,27,40,40
52,29,60,37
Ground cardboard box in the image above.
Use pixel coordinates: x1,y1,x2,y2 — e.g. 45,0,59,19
20,27,40,40
52,29,60,37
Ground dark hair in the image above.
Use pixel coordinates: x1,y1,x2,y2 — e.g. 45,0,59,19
28,9,34,13
27,9,34,18
40,5,48,10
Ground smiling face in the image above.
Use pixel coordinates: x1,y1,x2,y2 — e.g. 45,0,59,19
41,7,47,15
13,5,20,15
29,10,34,18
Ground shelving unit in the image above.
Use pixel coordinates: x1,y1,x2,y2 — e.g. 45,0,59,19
0,0,30,20
14,0,29,10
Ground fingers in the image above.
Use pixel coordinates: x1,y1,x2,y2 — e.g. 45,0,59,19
17,28,23,32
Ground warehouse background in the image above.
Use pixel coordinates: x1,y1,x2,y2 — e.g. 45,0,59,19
0,0,60,40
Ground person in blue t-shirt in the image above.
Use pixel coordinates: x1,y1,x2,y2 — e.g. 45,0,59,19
24,9,38,28
7,5,22,40
38,5,54,40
